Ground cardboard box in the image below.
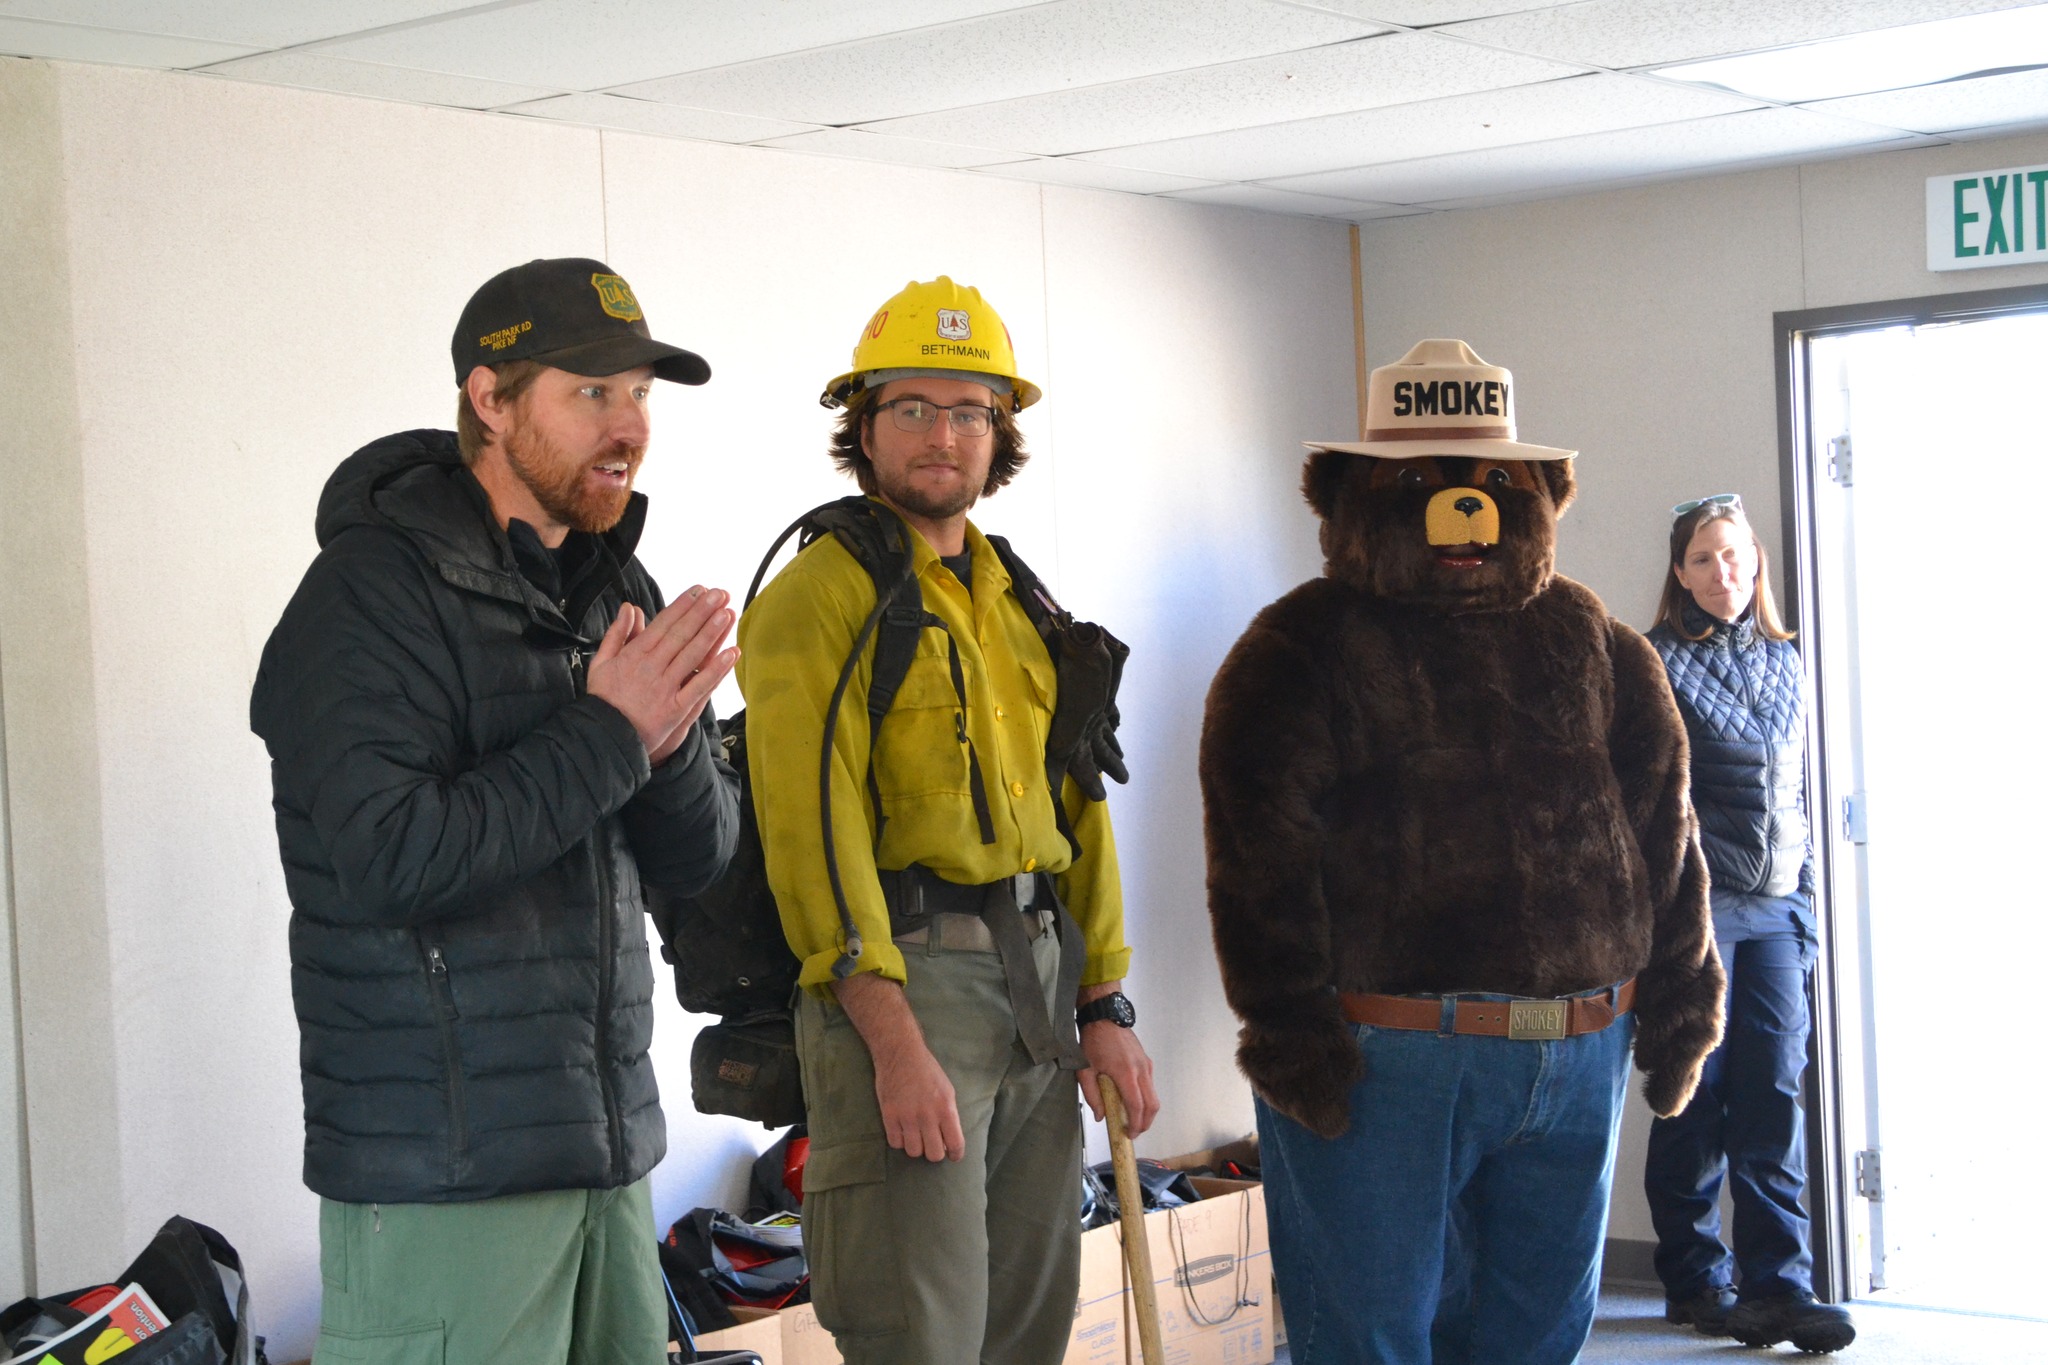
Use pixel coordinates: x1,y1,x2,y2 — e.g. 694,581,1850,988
1139,1184,1273,1365
778,1300,842,1365
692,1305,783,1365
1064,1219,1130,1364
1158,1135,1259,1177
1065,1182,1274,1365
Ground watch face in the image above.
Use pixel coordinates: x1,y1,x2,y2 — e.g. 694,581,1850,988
1083,993,1136,1028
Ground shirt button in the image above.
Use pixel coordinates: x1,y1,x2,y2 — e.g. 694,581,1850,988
1023,858,1037,872
1010,780,1027,797
995,706,1006,720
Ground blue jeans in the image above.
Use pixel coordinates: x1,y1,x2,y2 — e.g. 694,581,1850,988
1258,994,1635,1365
1644,935,1815,1302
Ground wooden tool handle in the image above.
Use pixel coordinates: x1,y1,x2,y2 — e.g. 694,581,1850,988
1101,1074,1166,1365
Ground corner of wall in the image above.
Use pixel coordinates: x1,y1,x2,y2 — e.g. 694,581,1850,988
0,55,128,1290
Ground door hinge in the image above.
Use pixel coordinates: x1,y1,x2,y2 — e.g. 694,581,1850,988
1855,1149,1884,1201
1828,435,1854,486
1842,792,1868,845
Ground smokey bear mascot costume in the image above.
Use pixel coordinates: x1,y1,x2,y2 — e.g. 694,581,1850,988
1201,340,1725,1365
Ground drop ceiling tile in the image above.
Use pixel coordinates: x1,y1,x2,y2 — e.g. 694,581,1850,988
498,93,817,143
1078,70,1755,181
1164,182,1414,216
967,156,1225,194
1303,1,1574,24
1804,67,2048,136
312,0,1039,90
1441,0,2039,70
1271,105,1916,203
0,1,484,48
0,14,253,66
615,0,1384,127
756,127,1001,168
200,51,556,109
863,30,1579,157
1942,115,2048,140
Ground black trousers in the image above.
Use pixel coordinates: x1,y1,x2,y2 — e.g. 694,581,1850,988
1644,935,1817,1301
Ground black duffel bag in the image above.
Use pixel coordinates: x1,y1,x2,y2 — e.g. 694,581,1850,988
0,1216,265,1365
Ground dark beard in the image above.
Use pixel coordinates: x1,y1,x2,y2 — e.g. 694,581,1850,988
875,461,979,522
504,422,641,534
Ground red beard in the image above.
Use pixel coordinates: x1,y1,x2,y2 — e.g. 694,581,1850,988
504,422,642,534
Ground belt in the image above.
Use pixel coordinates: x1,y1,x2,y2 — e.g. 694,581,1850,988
894,908,1051,951
878,865,1086,1071
1339,978,1636,1041
880,867,1043,919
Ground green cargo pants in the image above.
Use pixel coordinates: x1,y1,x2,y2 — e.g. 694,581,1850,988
798,923,1083,1365
312,1176,668,1365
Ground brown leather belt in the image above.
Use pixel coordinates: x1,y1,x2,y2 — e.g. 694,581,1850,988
1339,978,1636,1041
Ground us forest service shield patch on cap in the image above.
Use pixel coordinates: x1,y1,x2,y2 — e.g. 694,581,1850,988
592,273,644,321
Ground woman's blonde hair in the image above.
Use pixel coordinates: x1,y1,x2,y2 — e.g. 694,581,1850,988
1654,502,1794,641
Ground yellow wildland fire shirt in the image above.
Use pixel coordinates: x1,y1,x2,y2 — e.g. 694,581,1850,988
737,512,1129,994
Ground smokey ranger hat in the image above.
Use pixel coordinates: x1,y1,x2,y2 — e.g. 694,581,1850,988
1307,338,1574,460
452,257,711,386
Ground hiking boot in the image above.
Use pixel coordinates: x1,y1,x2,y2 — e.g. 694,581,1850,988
1665,1286,1738,1336
1727,1292,1858,1353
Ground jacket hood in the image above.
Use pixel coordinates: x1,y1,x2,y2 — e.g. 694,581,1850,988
315,428,647,578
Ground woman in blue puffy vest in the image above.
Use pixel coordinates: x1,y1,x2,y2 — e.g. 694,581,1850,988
1642,495,1856,1354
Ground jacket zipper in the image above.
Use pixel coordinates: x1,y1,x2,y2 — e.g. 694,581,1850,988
423,941,468,1157
1724,630,1789,896
569,632,624,1180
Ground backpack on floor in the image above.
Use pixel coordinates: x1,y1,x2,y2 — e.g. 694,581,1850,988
0,1216,267,1365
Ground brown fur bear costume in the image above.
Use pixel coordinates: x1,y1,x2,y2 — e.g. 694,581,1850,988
1200,340,1724,1364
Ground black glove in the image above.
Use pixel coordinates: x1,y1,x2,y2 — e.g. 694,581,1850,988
1050,622,1129,801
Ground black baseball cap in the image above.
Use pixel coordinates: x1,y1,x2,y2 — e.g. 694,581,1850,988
452,257,710,386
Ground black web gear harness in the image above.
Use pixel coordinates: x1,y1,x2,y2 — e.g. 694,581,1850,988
651,496,1130,1123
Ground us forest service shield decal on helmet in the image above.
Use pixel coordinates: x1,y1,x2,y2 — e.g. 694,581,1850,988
937,308,971,340
591,273,644,321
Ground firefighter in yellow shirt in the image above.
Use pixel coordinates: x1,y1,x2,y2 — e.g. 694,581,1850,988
738,277,1158,1365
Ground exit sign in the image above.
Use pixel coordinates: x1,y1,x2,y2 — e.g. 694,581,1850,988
1927,165,2048,271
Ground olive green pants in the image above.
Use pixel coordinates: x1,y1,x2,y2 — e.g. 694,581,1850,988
798,926,1083,1365
312,1177,667,1365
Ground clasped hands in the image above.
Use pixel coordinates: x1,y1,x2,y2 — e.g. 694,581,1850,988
586,585,738,764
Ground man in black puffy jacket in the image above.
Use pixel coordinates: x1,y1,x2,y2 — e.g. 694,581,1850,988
250,258,740,1365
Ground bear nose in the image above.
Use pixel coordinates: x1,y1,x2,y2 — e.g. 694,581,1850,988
1454,496,1484,516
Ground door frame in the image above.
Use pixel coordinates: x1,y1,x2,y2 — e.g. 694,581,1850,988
1772,280,2048,1303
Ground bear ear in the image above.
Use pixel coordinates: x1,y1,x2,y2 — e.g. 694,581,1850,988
1541,458,1577,516
1302,449,1354,520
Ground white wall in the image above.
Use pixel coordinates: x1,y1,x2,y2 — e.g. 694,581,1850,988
0,57,1348,1358
1356,129,2048,1247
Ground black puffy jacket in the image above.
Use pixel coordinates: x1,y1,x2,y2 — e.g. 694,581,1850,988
250,430,738,1203
1650,605,1810,906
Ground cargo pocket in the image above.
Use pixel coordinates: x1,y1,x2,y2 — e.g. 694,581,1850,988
802,1142,908,1338
314,1321,445,1364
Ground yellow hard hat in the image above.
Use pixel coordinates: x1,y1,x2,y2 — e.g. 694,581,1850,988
821,276,1042,412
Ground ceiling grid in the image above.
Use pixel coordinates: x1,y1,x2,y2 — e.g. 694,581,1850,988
1,0,2042,221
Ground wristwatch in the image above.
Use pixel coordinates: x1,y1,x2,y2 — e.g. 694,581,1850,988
1076,992,1137,1029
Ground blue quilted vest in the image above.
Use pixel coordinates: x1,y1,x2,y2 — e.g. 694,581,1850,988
1650,605,1813,941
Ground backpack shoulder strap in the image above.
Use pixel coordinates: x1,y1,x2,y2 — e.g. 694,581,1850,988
984,533,1069,643
812,499,926,726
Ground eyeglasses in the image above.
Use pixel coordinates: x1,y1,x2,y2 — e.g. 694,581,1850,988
875,398,996,437
1672,492,1742,518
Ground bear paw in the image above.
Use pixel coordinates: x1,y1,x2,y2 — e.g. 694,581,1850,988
1634,952,1728,1117
1642,1061,1706,1119
1237,1017,1361,1140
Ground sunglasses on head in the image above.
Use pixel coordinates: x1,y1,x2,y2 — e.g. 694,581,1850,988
1672,493,1742,519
